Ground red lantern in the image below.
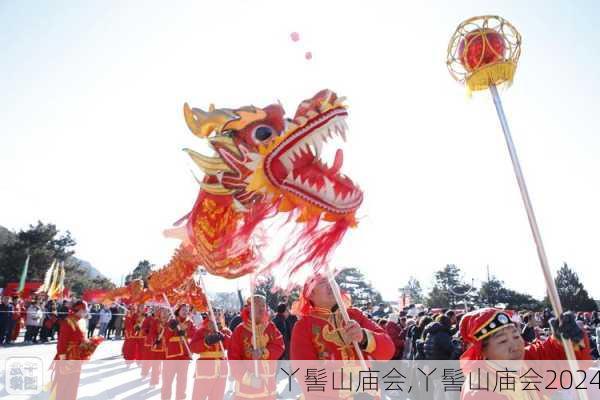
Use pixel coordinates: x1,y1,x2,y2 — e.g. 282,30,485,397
458,29,506,72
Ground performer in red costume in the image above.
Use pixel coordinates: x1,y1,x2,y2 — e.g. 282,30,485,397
149,307,169,388
458,308,592,400
10,298,25,342
290,274,395,361
122,305,136,363
131,304,146,363
141,306,157,377
459,308,591,362
229,295,285,400
52,300,102,400
162,303,196,400
190,309,231,400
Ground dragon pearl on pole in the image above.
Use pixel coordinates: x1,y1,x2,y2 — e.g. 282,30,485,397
447,16,587,400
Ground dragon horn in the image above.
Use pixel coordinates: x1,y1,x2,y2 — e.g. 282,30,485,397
183,103,237,138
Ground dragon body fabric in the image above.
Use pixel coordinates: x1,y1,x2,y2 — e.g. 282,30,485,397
108,89,363,302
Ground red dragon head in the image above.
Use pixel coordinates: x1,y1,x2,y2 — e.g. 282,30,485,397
105,90,362,304
183,89,362,223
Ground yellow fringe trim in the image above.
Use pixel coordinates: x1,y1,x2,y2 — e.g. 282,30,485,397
466,61,516,92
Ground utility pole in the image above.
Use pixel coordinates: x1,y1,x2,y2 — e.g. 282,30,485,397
486,265,491,306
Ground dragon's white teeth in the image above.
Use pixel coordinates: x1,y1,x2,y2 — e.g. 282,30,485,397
281,154,293,170
311,138,323,158
304,142,312,155
292,145,304,160
323,177,336,200
334,125,342,138
295,116,308,126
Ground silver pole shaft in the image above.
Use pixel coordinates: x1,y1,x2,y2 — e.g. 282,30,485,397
249,275,260,375
196,271,227,357
489,84,562,314
489,84,584,373
326,268,368,370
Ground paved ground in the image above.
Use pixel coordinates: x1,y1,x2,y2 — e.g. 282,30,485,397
0,339,302,399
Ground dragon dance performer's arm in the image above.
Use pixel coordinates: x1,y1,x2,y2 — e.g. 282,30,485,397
228,322,283,387
525,312,592,361
190,323,231,356
164,318,193,360
289,309,395,360
190,320,231,360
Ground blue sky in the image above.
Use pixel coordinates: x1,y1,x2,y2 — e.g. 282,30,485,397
1,1,599,301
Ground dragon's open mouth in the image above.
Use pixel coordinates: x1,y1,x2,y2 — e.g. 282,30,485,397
264,106,363,215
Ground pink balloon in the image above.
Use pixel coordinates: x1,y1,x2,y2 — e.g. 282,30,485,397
290,32,300,42
304,51,312,60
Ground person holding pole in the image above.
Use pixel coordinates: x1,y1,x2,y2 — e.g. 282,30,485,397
228,295,284,400
141,306,157,378
161,303,195,400
289,273,395,399
190,309,231,400
52,300,102,400
458,308,591,400
290,273,395,361
149,306,169,388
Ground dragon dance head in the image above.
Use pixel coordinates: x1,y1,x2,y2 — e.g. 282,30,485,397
105,90,362,304
183,89,362,223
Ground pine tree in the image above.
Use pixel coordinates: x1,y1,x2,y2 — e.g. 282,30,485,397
125,260,154,287
336,267,382,308
0,221,76,287
478,275,541,310
545,263,597,312
426,264,472,308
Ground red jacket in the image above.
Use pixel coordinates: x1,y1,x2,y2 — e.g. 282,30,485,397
228,321,284,399
164,317,196,360
190,323,231,359
461,336,592,400
190,323,231,379
290,307,395,361
150,319,167,356
56,316,86,360
142,315,156,347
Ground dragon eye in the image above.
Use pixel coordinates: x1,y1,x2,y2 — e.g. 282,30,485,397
253,126,275,142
